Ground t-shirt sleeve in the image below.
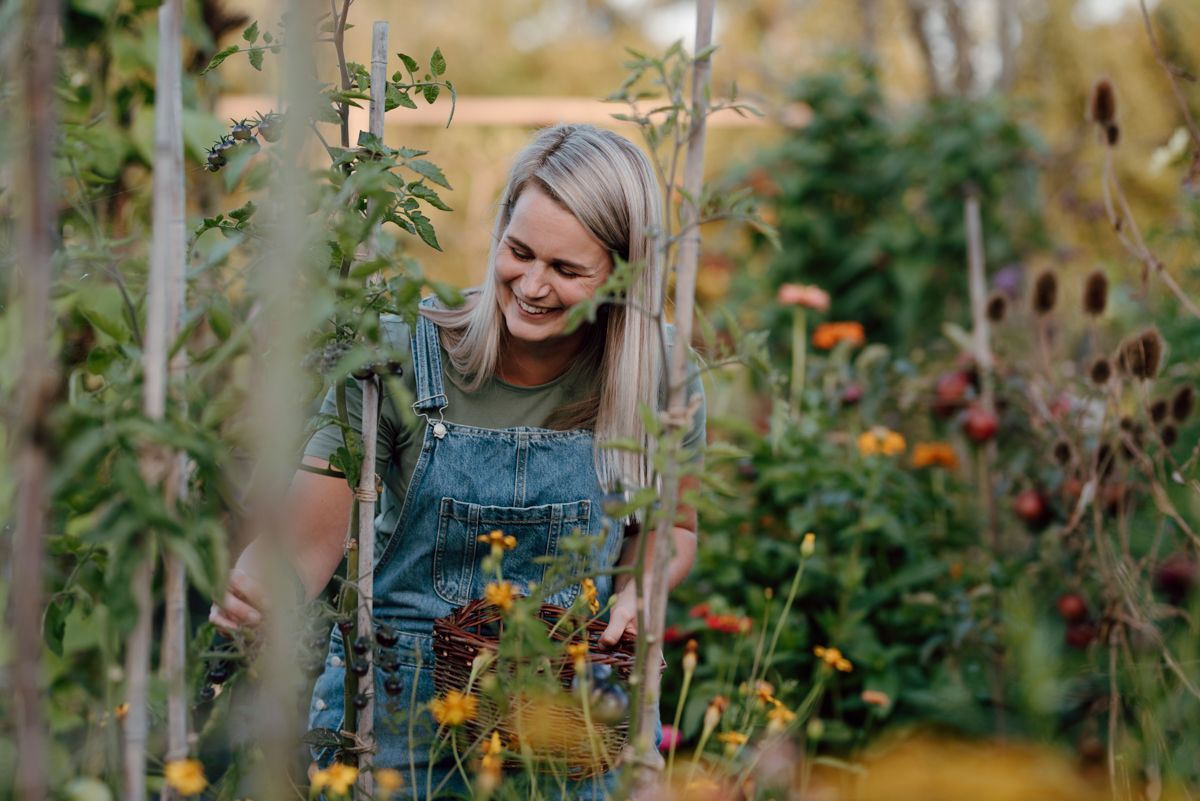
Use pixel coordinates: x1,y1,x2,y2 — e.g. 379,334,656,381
303,378,398,479
681,361,707,461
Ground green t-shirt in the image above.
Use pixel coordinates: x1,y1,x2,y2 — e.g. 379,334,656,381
304,315,706,508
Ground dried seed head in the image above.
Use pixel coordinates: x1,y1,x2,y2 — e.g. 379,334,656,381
986,292,1007,323
1160,424,1178,447
1090,357,1112,385
1171,385,1194,422
1117,329,1164,380
1083,270,1108,316
1091,79,1117,125
1150,399,1169,423
1053,440,1073,466
1105,123,1120,147
1032,270,1058,315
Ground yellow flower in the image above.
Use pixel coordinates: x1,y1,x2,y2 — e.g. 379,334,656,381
813,645,853,672
114,702,129,721
717,730,749,754
484,581,516,612
375,768,404,795
430,690,478,727
766,702,796,734
164,759,207,796
580,578,600,615
477,529,517,552
857,426,906,457
311,763,358,796
753,680,777,706
478,731,504,794
566,641,589,671
911,441,958,469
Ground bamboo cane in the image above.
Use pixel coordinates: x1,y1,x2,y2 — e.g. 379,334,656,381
349,21,389,794
965,191,1005,734
11,2,60,797
148,0,190,788
634,0,714,789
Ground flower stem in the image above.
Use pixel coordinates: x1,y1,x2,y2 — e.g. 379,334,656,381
791,306,807,413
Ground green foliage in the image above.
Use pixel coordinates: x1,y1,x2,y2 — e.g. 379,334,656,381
752,57,1046,354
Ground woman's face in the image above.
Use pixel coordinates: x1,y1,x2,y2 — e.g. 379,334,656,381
494,183,613,348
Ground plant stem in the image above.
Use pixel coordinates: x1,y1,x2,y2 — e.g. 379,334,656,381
790,306,807,413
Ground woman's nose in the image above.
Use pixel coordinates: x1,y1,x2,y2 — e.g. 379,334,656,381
519,262,552,298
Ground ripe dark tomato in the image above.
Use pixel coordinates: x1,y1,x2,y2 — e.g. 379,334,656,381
1065,621,1096,650
1056,593,1088,623
1155,553,1197,604
384,675,404,696
258,114,282,143
352,637,371,656
1013,489,1049,526
196,685,217,703
385,359,404,376
934,371,971,418
206,150,227,169
962,405,999,444
351,660,370,677
206,660,235,685
354,693,369,710
337,618,355,635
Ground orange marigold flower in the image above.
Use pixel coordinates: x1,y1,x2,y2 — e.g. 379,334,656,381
164,759,207,796
777,283,830,311
911,441,958,469
812,321,865,350
478,731,504,794
766,702,796,733
484,581,516,612
813,645,853,672
114,702,129,721
857,426,906,457
566,641,589,671
477,529,517,552
375,768,405,795
717,730,749,754
430,690,478,727
753,680,777,706
580,578,600,615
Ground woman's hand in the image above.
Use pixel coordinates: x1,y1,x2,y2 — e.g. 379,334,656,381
598,583,639,648
209,553,269,633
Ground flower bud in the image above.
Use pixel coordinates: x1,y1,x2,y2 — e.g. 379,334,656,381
801,532,816,558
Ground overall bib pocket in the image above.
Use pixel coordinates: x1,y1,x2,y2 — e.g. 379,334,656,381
433,497,591,608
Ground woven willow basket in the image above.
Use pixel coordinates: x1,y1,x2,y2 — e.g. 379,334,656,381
432,598,640,778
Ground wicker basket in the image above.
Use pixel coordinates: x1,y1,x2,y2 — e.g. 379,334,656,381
432,598,640,778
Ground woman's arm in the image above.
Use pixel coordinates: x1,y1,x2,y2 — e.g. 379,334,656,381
598,471,700,647
208,456,354,631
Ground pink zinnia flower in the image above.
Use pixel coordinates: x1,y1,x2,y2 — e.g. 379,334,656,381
777,283,830,312
658,724,682,752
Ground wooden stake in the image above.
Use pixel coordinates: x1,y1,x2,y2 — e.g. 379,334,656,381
149,0,190,784
11,4,59,799
351,22,388,791
635,0,714,789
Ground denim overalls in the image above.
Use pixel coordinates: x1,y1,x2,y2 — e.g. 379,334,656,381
308,304,626,797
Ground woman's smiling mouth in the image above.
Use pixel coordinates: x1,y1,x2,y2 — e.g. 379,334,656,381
515,297,560,316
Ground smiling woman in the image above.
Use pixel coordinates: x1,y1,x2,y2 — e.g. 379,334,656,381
211,124,706,797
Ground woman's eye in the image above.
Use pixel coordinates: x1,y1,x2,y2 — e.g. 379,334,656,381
555,266,579,278
511,248,534,262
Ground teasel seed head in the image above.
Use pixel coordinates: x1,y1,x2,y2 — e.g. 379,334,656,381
1090,357,1112,385
1171,385,1194,422
1083,270,1108,316
1117,328,1164,380
1032,270,1058,315
1150,399,1169,424
1091,79,1117,126
1160,423,1178,448
1053,440,1073,466
984,291,1007,323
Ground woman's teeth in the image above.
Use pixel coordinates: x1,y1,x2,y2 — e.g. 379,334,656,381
517,298,555,315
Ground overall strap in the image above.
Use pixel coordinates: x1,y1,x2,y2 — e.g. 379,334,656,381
412,306,449,414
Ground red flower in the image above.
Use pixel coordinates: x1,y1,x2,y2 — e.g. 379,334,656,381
688,602,711,619
705,613,752,635
663,625,685,644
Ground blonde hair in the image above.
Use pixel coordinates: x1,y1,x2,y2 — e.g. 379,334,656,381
424,124,664,492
